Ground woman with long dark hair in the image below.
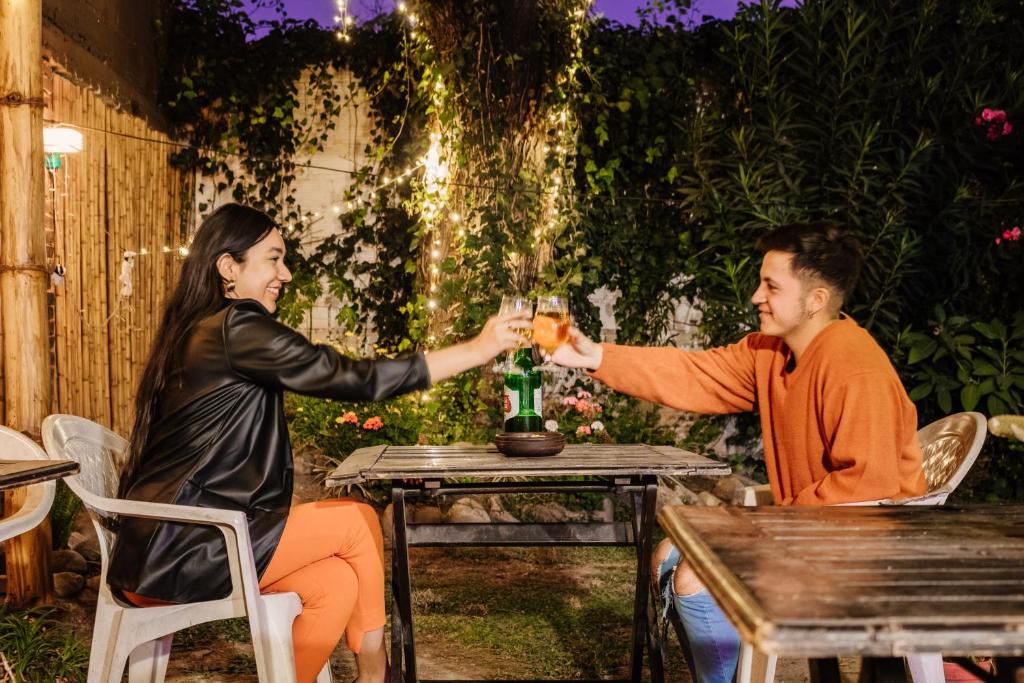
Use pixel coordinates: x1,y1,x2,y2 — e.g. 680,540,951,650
107,203,527,682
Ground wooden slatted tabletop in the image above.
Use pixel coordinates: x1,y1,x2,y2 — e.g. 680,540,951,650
326,443,730,485
658,504,1024,658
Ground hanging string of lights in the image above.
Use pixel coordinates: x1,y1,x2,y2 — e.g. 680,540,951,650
334,0,354,42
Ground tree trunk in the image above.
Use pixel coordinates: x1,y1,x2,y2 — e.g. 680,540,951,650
0,0,54,606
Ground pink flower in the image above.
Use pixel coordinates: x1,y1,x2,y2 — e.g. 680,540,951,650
995,237,1002,245
337,411,359,425
976,109,1011,140
1005,226,1022,241
362,416,384,430
561,396,578,407
576,389,593,399
576,425,592,436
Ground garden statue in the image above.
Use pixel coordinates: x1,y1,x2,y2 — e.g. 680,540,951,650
669,275,703,349
119,251,136,298
587,286,621,342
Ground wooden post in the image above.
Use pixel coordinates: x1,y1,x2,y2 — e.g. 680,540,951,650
0,0,54,605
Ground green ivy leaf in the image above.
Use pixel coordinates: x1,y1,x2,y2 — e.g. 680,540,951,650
907,339,937,365
971,322,999,340
973,361,1000,376
960,383,981,411
908,383,933,401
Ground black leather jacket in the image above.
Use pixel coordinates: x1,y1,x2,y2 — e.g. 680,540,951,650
107,299,430,603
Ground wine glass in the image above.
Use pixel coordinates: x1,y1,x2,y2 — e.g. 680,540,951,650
533,294,570,371
496,294,533,371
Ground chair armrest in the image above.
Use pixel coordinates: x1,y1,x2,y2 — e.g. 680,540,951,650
95,497,259,604
989,415,1024,442
0,482,56,542
878,490,952,506
741,484,773,507
97,497,247,530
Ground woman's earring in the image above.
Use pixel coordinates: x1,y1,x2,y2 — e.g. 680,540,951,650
225,280,236,294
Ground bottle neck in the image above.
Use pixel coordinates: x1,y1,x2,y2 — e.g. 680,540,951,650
510,348,535,372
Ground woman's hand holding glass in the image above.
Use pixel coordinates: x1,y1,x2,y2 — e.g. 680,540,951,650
472,309,533,364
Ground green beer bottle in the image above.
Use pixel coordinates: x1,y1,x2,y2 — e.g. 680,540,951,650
503,348,543,432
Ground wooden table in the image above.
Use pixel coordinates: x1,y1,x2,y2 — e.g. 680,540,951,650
0,459,78,491
658,504,1024,682
328,443,730,683
1,458,79,605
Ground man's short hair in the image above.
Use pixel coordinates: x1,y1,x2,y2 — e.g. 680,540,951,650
755,222,864,305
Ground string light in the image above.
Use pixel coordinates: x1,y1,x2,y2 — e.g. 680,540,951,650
335,0,351,42
324,161,428,216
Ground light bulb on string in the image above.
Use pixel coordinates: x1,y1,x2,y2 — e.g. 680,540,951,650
335,0,350,41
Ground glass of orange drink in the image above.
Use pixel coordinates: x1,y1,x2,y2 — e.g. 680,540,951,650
532,294,571,358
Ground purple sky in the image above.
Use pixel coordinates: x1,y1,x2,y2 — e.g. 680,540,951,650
253,1,798,27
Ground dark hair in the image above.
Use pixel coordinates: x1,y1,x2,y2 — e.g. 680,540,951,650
755,221,863,305
120,203,276,496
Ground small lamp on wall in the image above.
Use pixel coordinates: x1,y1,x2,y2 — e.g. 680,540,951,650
43,126,84,170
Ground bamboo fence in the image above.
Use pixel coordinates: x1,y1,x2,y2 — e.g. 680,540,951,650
43,70,186,437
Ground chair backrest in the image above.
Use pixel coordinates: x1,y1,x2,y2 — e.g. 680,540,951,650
0,426,56,543
41,414,130,563
918,412,987,497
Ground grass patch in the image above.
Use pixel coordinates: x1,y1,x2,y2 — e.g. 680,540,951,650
398,546,667,678
0,605,89,682
175,617,252,649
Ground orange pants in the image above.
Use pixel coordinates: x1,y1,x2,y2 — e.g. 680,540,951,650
260,499,386,682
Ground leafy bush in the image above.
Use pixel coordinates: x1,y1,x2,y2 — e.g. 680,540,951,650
542,381,680,446
900,307,1024,419
287,366,502,459
287,391,429,457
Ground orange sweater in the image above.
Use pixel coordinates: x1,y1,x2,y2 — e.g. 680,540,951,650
591,317,927,505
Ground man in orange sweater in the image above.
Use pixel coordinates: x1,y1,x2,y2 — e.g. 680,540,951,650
551,222,926,683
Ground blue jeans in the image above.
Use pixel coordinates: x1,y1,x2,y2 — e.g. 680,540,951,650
658,544,740,683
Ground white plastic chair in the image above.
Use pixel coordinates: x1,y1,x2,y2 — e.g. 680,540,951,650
41,414,332,683
0,426,56,543
734,411,988,683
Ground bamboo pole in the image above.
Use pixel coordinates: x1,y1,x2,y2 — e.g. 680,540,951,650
0,0,54,605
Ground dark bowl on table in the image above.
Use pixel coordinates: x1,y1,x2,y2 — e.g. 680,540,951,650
495,431,567,457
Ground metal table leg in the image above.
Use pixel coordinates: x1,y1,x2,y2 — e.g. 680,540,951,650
629,475,661,683
809,657,842,683
392,485,417,683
